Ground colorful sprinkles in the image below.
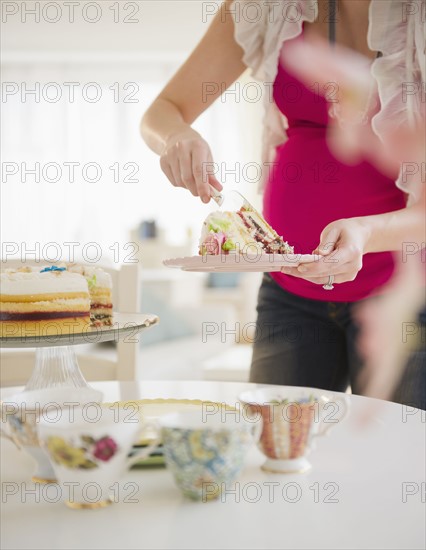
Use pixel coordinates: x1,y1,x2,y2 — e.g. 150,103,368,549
40,266,66,273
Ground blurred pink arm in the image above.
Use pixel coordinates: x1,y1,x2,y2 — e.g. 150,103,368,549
282,36,426,407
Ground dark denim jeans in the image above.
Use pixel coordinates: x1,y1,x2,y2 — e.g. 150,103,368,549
251,274,426,410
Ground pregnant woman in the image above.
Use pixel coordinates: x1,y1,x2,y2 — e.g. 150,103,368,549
141,0,425,409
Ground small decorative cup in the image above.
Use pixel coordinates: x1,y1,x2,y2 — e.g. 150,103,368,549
1,387,103,483
239,387,349,473
158,410,261,501
37,407,160,509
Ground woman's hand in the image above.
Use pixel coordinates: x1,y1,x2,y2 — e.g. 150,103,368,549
281,218,371,285
159,128,222,203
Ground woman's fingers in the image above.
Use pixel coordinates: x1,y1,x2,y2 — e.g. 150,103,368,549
191,144,211,202
281,271,354,285
159,155,178,187
314,225,342,256
208,176,223,191
168,155,185,188
206,150,223,192
281,259,360,284
160,145,185,188
292,253,356,277
178,153,198,195
296,258,361,278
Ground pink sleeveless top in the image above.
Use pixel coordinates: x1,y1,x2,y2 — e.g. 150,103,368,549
264,39,406,302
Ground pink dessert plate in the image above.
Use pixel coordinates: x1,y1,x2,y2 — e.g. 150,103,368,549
163,253,320,273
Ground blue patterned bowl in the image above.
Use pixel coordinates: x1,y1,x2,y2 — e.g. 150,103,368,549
160,411,258,501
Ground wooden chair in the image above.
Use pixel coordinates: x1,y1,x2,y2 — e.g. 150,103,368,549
0,262,143,387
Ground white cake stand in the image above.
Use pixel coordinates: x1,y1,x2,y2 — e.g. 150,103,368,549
0,313,159,390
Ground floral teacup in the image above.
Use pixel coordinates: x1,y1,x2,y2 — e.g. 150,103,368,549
159,410,261,501
37,407,160,509
239,387,349,473
1,387,103,483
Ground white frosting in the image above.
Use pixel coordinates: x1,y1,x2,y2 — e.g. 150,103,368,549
0,271,89,296
66,265,112,288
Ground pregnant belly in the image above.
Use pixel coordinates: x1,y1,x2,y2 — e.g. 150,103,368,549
263,132,405,255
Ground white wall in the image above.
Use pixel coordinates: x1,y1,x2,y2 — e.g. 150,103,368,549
2,1,214,55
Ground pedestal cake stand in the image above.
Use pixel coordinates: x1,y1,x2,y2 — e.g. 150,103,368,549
0,313,159,390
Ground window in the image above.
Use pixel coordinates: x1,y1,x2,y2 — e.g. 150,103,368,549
2,53,263,263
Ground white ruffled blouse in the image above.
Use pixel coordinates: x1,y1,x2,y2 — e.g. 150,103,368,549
231,0,425,204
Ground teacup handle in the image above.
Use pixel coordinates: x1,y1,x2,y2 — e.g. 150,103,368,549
315,395,349,438
0,428,21,450
0,410,22,451
126,422,161,468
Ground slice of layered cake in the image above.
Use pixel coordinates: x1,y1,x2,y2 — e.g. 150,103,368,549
199,205,293,255
67,265,113,327
0,267,90,337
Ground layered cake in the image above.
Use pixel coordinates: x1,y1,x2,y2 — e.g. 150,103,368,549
67,265,113,327
199,206,293,255
0,264,115,337
0,267,90,337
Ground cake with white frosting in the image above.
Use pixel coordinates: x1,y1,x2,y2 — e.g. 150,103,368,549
67,265,113,327
0,266,91,337
0,263,115,336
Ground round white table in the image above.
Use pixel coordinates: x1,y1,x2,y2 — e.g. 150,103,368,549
1,380,425,550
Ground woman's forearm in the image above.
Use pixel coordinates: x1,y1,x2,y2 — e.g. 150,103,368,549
141,0,245,157
141,98,192,155
360,189,426,254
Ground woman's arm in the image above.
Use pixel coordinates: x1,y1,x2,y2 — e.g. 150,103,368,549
359,192,426,254
281,187,425,285
141,0,247,202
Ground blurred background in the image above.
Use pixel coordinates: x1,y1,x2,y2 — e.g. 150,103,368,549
1,0,265,382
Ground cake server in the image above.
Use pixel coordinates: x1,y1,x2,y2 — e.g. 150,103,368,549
209,184,225,207
209,184,264,221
